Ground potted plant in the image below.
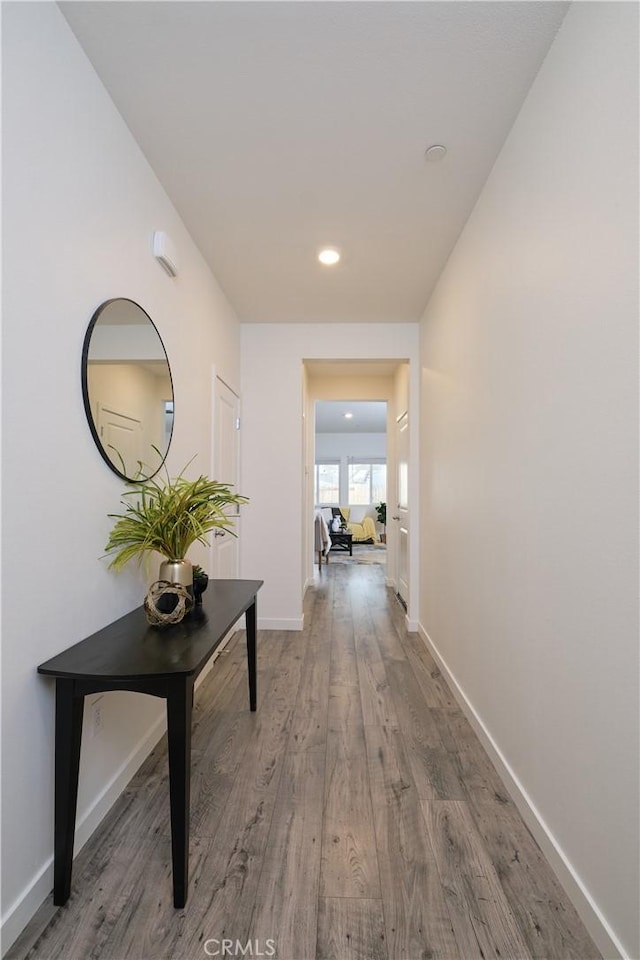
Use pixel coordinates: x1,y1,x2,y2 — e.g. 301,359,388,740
104,457,247,603
192,564,209,604
375,501,387,543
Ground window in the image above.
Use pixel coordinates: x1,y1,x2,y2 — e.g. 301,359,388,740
348,461,387,505
315,462,340,504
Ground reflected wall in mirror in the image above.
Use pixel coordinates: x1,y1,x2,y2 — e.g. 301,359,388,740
82,298,174,481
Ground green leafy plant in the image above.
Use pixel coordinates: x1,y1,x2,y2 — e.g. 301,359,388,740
193,564,208,582
104,458,247,571
375,502,387,528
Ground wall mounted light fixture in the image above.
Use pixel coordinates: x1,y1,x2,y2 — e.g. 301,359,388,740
152,230,178,277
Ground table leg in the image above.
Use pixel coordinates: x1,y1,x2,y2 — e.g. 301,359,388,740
53,679,84,905
166,679,193,908
246,599,257,711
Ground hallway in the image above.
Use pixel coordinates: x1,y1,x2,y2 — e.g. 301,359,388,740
11,562,600,960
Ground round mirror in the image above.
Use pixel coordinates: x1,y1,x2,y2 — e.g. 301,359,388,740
82,298,174,481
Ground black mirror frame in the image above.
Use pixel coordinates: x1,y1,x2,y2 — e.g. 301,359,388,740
81,297,175,482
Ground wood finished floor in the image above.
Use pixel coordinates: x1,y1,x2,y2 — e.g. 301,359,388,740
10,561,601,960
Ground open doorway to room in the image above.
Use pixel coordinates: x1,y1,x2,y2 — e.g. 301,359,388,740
303,358,414,624
314,400,388,568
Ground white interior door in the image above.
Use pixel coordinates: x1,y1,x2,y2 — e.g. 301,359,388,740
97,404,142,477
212,378,241,579
395,409,410,608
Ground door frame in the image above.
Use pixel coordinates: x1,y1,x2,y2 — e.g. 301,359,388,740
394,408,410,609
209,370,242,579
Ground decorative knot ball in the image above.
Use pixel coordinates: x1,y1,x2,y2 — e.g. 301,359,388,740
144,580,192,625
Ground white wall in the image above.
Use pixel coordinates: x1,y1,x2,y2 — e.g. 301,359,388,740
419,4,638,957
308,374,394,402
241,326,419,629
315,432,386,463
1,4,240,949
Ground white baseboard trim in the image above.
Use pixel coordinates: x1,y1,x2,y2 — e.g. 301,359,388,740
1,714,166,954
0,629,238,956
303,577,313,594
405,615,418,632
417,622,626,960
257,617,304,631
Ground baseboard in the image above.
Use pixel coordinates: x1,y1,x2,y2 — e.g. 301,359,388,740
304,577,313,594
1,713,166,954
257,617,304,631
0,629,238,956
417,622,626,960
405,615,418,632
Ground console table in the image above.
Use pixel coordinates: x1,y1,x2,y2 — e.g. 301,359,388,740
37,578,262,909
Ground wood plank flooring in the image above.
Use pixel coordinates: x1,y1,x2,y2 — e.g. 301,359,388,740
9,561,601,960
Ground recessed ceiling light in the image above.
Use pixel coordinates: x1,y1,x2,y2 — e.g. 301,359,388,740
318,248,340,266
425,144,447,162
344,412,353,419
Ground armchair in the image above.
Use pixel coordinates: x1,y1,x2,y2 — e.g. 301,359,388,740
332,506,378,543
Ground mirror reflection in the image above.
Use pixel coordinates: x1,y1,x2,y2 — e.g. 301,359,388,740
82,298,174,481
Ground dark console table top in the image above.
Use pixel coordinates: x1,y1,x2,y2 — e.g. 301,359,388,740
38,579,263,682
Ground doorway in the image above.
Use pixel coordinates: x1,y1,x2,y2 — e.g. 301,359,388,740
314,400,388,562
304,358,412,606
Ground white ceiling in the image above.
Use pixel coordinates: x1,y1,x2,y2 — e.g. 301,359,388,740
316,401,387,434
60,1,568,324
